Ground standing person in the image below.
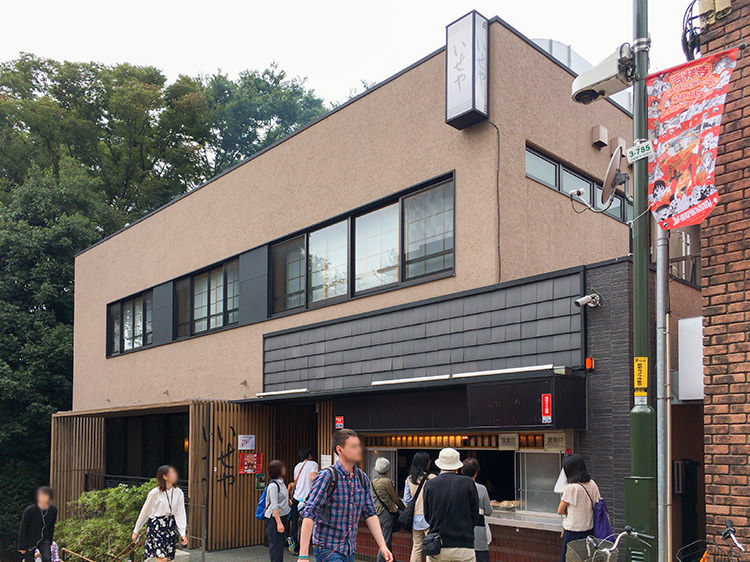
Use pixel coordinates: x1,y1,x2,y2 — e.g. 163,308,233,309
132,465,188,562
298,428,393,562
404,452,435,562
461,459,493,562
265,460,291,562
557,454,601,562
17,486,57,562
423,448,480,562
289,447,319,554
371,457,405,562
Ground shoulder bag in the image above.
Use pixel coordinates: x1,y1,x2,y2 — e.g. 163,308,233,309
398,475,427,531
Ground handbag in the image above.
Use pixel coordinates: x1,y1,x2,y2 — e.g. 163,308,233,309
422,532,442,556
372,481,403,532
398,475,427,531
579,483,613,540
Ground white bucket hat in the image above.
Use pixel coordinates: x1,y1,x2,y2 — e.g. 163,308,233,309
435,448,463,471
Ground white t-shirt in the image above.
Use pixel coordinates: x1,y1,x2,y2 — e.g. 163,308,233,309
561,480,601,532
293,460,319,501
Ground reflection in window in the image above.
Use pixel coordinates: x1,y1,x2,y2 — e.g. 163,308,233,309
561,170,591,203
516,451,562,514
193,272,209,333
309,221,349,302
108,291,153,355
272,236,306,313
525,151,557,186
226,260,239,324
355,204,399,292
404,182,454,279
175,277,191,338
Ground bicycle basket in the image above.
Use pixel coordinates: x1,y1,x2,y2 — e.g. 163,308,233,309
676,540,707,562
566,538,617,562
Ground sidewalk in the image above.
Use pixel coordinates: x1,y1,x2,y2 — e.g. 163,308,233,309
189,545,305,562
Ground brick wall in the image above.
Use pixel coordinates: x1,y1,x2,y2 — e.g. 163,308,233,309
701,0,750,553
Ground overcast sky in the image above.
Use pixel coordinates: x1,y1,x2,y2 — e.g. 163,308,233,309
1,0,689,103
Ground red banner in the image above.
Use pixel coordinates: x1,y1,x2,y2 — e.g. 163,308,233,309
647,48,739,229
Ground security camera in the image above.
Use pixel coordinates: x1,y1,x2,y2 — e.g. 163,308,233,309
572,44,633,104
575,293,601,308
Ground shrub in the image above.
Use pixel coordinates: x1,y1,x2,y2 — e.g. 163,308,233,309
56,480,154,562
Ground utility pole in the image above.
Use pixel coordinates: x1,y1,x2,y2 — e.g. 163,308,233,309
656,227,671,562
625,0,657,560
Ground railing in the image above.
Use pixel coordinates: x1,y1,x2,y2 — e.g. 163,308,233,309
82,473,205,561
669,253,701,285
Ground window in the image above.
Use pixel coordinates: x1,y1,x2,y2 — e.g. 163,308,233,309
404,181,454,279
269,176,455,315
526,147,633,223
355,203,399,292
525,150,557,187
107,290,153,356
174,259,240,338
309,221,349,303
272,236,306,313
516,452,562,514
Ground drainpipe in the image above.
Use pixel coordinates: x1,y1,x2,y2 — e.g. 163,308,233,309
656,226,670,562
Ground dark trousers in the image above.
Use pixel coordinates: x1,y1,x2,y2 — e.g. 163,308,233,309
476,551,490,562
561,529,594,562
267,516,288,562
377,510,394,562
23,542,51,562
290,499,301,548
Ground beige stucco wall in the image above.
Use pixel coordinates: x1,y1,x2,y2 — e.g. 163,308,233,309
73,20,633,411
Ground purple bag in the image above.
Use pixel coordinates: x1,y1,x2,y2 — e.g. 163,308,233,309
580,484,613,540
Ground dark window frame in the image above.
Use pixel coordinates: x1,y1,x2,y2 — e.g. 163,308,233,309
173,258,240,340
106,290,153,357
269,175,456,316
525,146,633,224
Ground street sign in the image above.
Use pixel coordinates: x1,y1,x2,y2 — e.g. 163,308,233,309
626,140,653,163
634,356,648,404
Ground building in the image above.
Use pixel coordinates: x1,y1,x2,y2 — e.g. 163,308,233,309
700,0,750,554
52,13,702,560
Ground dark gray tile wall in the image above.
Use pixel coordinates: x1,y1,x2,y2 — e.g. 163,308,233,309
263,271,585,393
239,247,269,326
578,259,633,531
152,281,173,346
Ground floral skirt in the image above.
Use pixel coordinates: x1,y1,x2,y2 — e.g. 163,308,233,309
145,515,177,560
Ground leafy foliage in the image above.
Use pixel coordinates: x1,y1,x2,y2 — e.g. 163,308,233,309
0,54,328,561
56,481,155,562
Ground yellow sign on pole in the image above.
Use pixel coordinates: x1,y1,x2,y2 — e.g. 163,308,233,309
634,356,648,396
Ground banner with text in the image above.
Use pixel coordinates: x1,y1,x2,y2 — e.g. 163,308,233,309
646,48,739,229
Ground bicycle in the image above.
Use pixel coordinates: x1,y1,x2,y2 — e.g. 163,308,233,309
566,526,655,562
676,519,746,562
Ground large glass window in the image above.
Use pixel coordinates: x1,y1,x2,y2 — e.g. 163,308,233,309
271,236,306,313
516,452,562,514
404,182,454,279
107,290,153,356
226,260,239,324
209,267,224,329
309,221,349,303
192,272,209,333
174,259,239,338
561,170,591,204
355,204,399,292
175,277,191,338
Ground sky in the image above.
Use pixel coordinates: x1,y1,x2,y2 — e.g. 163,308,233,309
0,0,690,104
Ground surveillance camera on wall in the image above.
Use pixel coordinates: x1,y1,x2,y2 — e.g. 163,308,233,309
575,293,602,308
572,44,633,104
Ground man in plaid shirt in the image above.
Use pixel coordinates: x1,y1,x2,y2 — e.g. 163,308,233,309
299,429,392,562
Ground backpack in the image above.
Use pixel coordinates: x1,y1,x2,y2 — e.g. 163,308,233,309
320,465,367,520
398,475,427,531
255,481,281,520
579,483,613,540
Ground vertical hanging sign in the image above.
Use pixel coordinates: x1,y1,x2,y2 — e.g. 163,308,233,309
541,394,552,424
446,11,489,130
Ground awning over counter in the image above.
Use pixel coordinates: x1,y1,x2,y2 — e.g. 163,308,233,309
332,369,586,432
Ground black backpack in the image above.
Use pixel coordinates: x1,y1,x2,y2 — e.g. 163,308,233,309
321,465,367,519
398,476,427,531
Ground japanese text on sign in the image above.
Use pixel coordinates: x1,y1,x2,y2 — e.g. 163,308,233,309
634,357,648,397
541,393,552,424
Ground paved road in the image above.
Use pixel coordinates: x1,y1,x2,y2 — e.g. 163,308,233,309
189,545,306,562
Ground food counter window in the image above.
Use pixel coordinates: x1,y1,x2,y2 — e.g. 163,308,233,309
516,451,562,514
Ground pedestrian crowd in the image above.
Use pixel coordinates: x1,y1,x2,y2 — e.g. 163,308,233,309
17,429,602,562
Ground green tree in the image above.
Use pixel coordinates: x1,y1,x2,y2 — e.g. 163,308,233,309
0,158,117,558
56,480,155,561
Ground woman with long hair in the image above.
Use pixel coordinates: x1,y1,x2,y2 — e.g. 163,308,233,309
403,452,435,562
132,465,188,562
557,454,601,562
